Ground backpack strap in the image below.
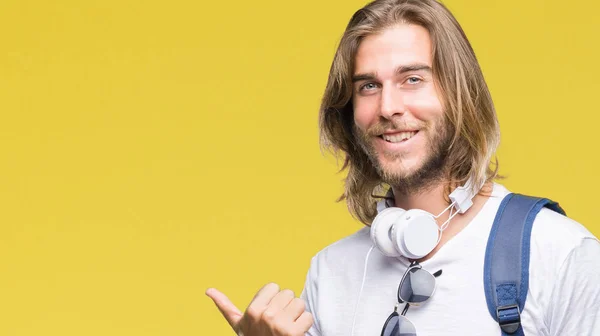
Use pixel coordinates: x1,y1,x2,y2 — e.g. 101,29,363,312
483,193,565,335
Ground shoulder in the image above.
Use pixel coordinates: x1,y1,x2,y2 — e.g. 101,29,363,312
487,184,598,277
308,226,372,274
530,206,598,267
526,196,600,302
491,184,598,263
300,225,373,312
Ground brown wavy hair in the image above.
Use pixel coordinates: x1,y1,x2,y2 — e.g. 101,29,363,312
319,0,501,225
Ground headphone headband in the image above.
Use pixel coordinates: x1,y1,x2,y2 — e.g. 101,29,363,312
376,177,482,214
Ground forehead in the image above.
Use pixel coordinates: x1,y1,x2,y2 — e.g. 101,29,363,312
354,24,433,75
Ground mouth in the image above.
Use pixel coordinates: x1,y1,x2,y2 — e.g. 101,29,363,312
379,131,418,143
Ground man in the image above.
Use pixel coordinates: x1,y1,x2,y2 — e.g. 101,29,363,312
207,0,600,335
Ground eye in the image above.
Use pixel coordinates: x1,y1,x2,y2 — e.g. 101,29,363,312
359,82,379,91
406,76,422,84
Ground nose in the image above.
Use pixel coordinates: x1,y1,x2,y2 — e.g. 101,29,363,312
380,85,406,119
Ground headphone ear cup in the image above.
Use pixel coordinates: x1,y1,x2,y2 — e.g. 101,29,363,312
393,209,440,259
370,207,406,257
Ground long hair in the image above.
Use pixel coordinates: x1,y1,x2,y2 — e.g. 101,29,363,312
319,0,501,225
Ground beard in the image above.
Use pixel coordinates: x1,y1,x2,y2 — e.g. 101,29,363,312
354,116,452,195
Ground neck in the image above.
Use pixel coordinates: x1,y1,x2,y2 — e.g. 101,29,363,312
392,181,450,217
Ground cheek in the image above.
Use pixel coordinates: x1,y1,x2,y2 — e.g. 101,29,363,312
352,99,378,131
404,89,444,120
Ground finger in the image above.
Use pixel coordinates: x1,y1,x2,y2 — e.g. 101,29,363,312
246,282,281,312
206,288,243,329
267,289,295,313
283,297,306,321
244,283,281,323
252,282,281,305
294,311,314,331
261,289,295,322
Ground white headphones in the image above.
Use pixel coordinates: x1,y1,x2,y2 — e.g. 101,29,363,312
369,179,480,259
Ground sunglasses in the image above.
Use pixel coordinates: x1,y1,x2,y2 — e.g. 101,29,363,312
380,261,442,336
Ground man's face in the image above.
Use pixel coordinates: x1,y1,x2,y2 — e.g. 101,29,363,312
352,24,451,190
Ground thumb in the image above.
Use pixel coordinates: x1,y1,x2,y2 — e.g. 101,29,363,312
206,288,243,329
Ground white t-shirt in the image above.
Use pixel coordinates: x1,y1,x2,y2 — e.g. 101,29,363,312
300,183,600,335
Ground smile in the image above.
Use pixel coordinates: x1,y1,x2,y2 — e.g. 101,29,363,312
381,131,418,143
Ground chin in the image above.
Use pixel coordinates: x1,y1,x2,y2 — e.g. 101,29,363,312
378,159,419,180
379,154,421,171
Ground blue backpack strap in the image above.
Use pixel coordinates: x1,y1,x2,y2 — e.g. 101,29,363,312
484,193,565,335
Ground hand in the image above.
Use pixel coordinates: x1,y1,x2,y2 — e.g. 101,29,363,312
206,283,313,336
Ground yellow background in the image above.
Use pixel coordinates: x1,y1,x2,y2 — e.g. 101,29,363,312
0,0,598,334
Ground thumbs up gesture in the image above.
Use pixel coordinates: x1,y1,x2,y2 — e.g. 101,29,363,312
206,283,314,336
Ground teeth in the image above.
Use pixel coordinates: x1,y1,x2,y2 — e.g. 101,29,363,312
382,131,417,143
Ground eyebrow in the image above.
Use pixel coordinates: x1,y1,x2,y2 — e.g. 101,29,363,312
351,64,432,83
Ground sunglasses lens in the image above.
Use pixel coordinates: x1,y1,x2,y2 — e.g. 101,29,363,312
381,312,417,336
398,267,435,304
